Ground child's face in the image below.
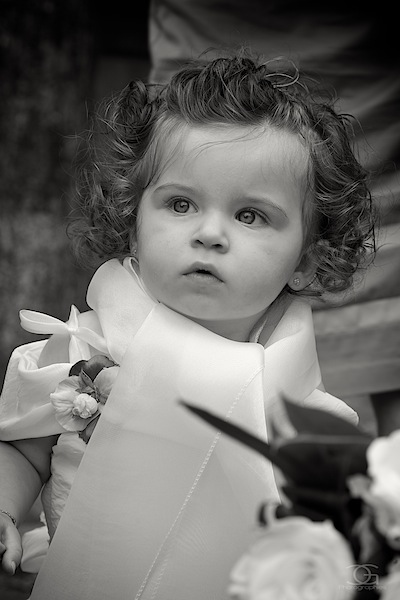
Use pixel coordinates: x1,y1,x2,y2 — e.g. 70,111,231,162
135,124,312,341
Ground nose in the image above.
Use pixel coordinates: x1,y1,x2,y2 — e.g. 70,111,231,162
191,213,229,252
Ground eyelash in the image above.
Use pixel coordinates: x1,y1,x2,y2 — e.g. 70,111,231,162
236,209,269,226
167,198,194,213
166,198,269,225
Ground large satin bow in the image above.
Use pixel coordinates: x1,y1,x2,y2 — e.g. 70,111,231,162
20,305,108,364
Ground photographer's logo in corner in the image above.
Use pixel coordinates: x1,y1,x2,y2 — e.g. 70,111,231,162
345,563,383,592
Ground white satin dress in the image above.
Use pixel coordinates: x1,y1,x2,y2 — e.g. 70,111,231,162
0,258,358,599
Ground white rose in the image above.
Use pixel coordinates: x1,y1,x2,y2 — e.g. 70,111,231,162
380,568,400,600
228,517,354,600
366,431,400,549
72,393,99,419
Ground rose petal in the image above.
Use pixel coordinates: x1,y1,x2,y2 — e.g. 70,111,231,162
229,517,354,600
365,432,400,548
50,377,99,432
72,393,99,418
50,376,81,408
380,571,400,600
368,431,400,479
55,408,100,432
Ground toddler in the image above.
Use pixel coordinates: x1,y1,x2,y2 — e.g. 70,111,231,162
0,51,375,599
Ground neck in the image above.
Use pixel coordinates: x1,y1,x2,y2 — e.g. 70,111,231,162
188,299,288,343
188,317,258,342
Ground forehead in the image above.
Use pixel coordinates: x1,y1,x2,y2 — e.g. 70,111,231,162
152,122,310,186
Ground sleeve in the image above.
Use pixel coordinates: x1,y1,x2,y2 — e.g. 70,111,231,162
0,340,70,440
0,306,108,441
267,388,359,440
303,388,359,426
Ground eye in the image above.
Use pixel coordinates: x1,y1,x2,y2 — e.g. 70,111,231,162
169,198,194,214
236,209,268,226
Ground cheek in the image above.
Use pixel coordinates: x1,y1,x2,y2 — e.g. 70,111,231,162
242,245,302,300
139,233,176,267
138,246,165,284
251,242,302,282
136,231,178,296
136,213,157,262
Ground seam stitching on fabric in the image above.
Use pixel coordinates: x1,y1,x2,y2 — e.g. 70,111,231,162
135,363,263,599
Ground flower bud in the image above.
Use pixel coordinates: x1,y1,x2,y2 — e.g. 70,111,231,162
72,393,99,419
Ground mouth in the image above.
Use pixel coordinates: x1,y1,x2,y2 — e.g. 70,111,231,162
184,263,223,283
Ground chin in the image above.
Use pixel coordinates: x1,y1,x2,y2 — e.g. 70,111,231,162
175,309,222,323
162,299,221,320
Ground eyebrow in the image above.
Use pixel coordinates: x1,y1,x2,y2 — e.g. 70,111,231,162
153,183,196,194
153,183,289,220
245,197,289,221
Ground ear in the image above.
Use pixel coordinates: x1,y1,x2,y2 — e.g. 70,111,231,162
129,229,138,255
287,246,318,292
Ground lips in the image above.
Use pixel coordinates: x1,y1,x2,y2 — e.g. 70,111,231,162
184,263,223,282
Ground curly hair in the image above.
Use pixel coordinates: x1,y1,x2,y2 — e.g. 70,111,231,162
69,50,376,297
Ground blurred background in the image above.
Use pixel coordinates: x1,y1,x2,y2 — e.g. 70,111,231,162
0,0,151,383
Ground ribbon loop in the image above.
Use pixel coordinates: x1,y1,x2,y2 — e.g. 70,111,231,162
20,306,109,361
20,309,70,335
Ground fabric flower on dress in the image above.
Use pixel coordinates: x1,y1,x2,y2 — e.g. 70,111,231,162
228,516,354,600
50,355,119,442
